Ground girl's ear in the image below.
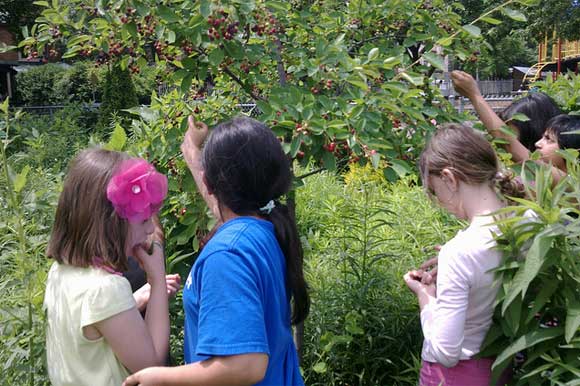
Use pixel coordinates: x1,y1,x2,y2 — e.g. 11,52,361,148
440,168,459,192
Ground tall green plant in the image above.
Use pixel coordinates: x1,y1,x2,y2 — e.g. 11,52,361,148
481,154,580,385
297,164,460,385
0,99,54,385
534,73,580,115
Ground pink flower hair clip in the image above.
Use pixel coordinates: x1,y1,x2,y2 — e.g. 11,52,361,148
106,158,168,223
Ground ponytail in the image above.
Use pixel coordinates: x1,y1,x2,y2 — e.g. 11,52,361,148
493,170,527,201
264,202,310,325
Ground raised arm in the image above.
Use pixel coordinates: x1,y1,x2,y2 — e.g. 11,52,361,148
180,116,220,219
451,71,530,163
93,242,170,372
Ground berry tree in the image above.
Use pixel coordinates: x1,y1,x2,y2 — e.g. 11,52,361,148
24,0,535,249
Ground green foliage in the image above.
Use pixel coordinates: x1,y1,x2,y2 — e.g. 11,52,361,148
526,0,580,41
481,157,580,385
26,0,519,176
296,163,460,385
0,100,56,386
8,104,97,171
98,64,139,130
534,73,580,114
14,61,158,107
53,61,103,104
15,64,69,106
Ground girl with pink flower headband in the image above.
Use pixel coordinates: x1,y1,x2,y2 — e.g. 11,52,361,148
44,148,177,386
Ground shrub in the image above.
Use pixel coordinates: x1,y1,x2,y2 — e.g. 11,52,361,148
296,163,460,385
54,62,104,104
15,64,69,106
98,65,139,131
534,73,580,114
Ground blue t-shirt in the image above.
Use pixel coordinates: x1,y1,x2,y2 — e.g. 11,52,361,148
182,216,304,386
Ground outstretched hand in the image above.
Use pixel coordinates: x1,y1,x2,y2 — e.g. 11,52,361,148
123,367,165,386
451,70,481,99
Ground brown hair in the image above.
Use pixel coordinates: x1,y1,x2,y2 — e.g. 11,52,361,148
47,148,131,271
419,123,526,200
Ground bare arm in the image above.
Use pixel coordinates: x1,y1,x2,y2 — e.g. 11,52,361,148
123,353,269,386
95,243,169,372
451,71,531,163
181,116,220,219
451,71,566,185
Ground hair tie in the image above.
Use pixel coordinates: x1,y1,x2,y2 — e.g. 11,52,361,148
259,200,276,214
106,158,168,223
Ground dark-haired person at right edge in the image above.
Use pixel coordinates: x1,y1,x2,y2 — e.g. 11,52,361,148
451,70,580,186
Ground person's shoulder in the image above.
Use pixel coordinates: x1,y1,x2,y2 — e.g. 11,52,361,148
206,217,273,249
442,220,498,260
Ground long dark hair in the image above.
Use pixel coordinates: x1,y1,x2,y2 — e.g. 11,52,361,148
202,116,310,325
499,92,562,151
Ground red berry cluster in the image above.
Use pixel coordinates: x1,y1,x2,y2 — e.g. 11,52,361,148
207,11,239,41
251,13,283,36
137,15,157,36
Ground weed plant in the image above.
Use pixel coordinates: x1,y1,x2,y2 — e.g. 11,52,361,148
0,101,58,385
296,163,460,386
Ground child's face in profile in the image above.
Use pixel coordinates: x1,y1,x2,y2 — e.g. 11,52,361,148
125,217,155,256
535,130,565,170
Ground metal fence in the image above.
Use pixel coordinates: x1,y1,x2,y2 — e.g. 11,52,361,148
437,79,514,97
17,92,516,118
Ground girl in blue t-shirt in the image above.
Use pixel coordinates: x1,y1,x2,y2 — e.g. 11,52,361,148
124,116,310,386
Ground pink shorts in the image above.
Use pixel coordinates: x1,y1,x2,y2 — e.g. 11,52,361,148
419,358,511,386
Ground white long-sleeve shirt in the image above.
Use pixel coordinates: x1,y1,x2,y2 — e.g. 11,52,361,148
420,215,502,368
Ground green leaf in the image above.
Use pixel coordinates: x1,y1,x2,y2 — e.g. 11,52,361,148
399,72,423,86
367,47,379,62
347,79,368,91
313,362,327,374
382,56,401,69
13,165,31,193
462,25,481,38
509,113,530,122
199,0,211,18
437,37,453,47
289,136,301,158
208,48,224,67
370,152,380,169
0,97,9,114
104,123,127,151
480,16,502,25
158,5,179,23
322,151,336,171
565,290,580,343
181,74,193,95
422,52,445,71
525,278,559,323
501,7,527,22
492,328,563,373
502,230,557,315
389,159,411,177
